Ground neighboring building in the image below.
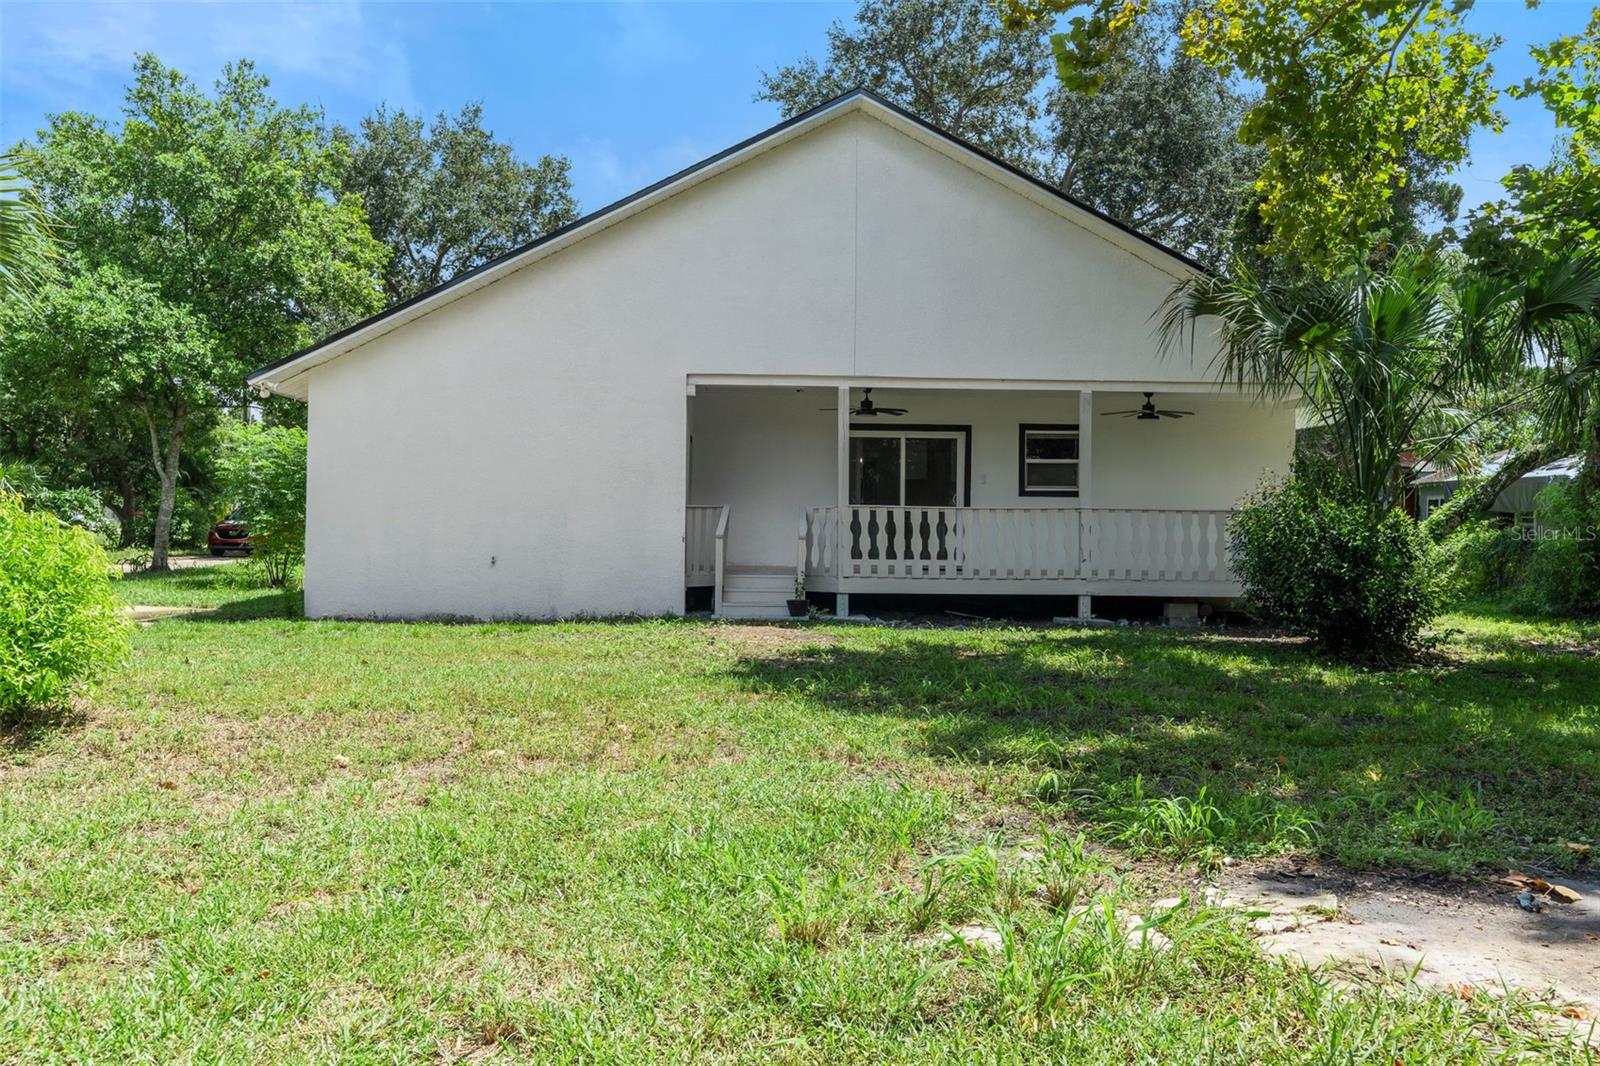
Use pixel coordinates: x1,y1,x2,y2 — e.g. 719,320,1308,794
248,90,1296,620
1411,452,1582,522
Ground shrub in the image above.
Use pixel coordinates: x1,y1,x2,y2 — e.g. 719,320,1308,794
1230,474,1440,661
217,422,307,588
1436,518,1530,602
0,461,120,544
1519,480,1600,615
0,491,128,712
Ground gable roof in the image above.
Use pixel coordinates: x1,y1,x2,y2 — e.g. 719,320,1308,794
249,88,1210,397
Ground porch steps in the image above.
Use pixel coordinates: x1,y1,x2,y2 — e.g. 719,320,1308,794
718,567,795,620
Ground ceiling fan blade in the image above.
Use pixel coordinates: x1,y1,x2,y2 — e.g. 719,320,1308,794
1162,410,1195,418
1101,410,1138,416
878,407,908,415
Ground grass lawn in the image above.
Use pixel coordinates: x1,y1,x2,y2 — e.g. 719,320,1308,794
2,565,1595,1061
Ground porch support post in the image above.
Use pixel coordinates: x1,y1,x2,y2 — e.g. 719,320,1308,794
1077,389,1094,620
835,384,851,619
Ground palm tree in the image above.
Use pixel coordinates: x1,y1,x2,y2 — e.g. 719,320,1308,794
1157,250,1486,513
0,152,60,307
1424,253,1600,535
1517,258,1600,482
1159,247,1600,524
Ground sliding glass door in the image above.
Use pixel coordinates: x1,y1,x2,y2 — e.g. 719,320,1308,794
848,430,965,561
848,430,964,507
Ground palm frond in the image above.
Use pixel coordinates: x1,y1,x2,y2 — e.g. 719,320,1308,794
0,151,62,307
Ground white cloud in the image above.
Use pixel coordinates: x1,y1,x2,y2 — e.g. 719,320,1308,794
206,3,414,106
2,1,415,116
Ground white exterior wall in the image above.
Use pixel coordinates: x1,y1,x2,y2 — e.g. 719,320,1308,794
689,386,1295,568
297,108,1277,618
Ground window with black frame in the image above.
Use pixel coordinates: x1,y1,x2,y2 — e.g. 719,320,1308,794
1018,424,1079,497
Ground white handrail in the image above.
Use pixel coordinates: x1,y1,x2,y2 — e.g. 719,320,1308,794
712,504,730,616
685,505,724,584
796,515,808,592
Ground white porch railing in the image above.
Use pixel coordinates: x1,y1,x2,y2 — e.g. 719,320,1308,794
686,506,722,584
686,505,730,612
804,506,1235,587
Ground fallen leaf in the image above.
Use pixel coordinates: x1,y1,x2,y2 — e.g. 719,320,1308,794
156,780,177,791
1547,883,1583,904
333,755,350,768
1561,1005,1588,1020
1566,842,1592,855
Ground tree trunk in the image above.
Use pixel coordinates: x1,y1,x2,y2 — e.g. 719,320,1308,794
1423,441,1567,541
115,469,138,548
143,404,186,571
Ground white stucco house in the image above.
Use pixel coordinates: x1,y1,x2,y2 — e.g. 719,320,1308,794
248,90,1295,620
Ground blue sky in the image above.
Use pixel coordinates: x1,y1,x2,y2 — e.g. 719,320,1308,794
0,1,1592,217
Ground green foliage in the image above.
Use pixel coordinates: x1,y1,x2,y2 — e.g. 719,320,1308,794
0,151,61,307
758,0,1053,167
1389,788,1496,851
217,421,306,588
1520,480,1600,615
13,56,384,568
1161,250,1489,512
0,265,213,565
1099,776,1316,865
1436,518,1530,602
1475,9,1600,257
0,460,120,544
1181,0,1500,272
1231,474,1441,661
0,491,127,712
1046,2,1262,267
22,55,386,359
1004,0,1502,273
337,102,579,305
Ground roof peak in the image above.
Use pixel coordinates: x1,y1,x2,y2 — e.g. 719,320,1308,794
249,87,1205,395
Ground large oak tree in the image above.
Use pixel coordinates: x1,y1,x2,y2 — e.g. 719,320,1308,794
338,103,579,305
9,55,386,567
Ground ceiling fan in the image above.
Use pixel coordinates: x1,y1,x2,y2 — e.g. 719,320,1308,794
821,388,908,417
1101,392,1194,420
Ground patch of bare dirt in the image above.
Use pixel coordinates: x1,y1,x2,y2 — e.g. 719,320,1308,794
123,604,216,624
1217,861,1600,1022
703,624,839,656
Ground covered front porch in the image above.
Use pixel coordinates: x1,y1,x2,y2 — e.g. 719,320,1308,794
685,380,1292,618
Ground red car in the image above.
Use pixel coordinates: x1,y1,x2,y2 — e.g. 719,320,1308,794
208,517,252,556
